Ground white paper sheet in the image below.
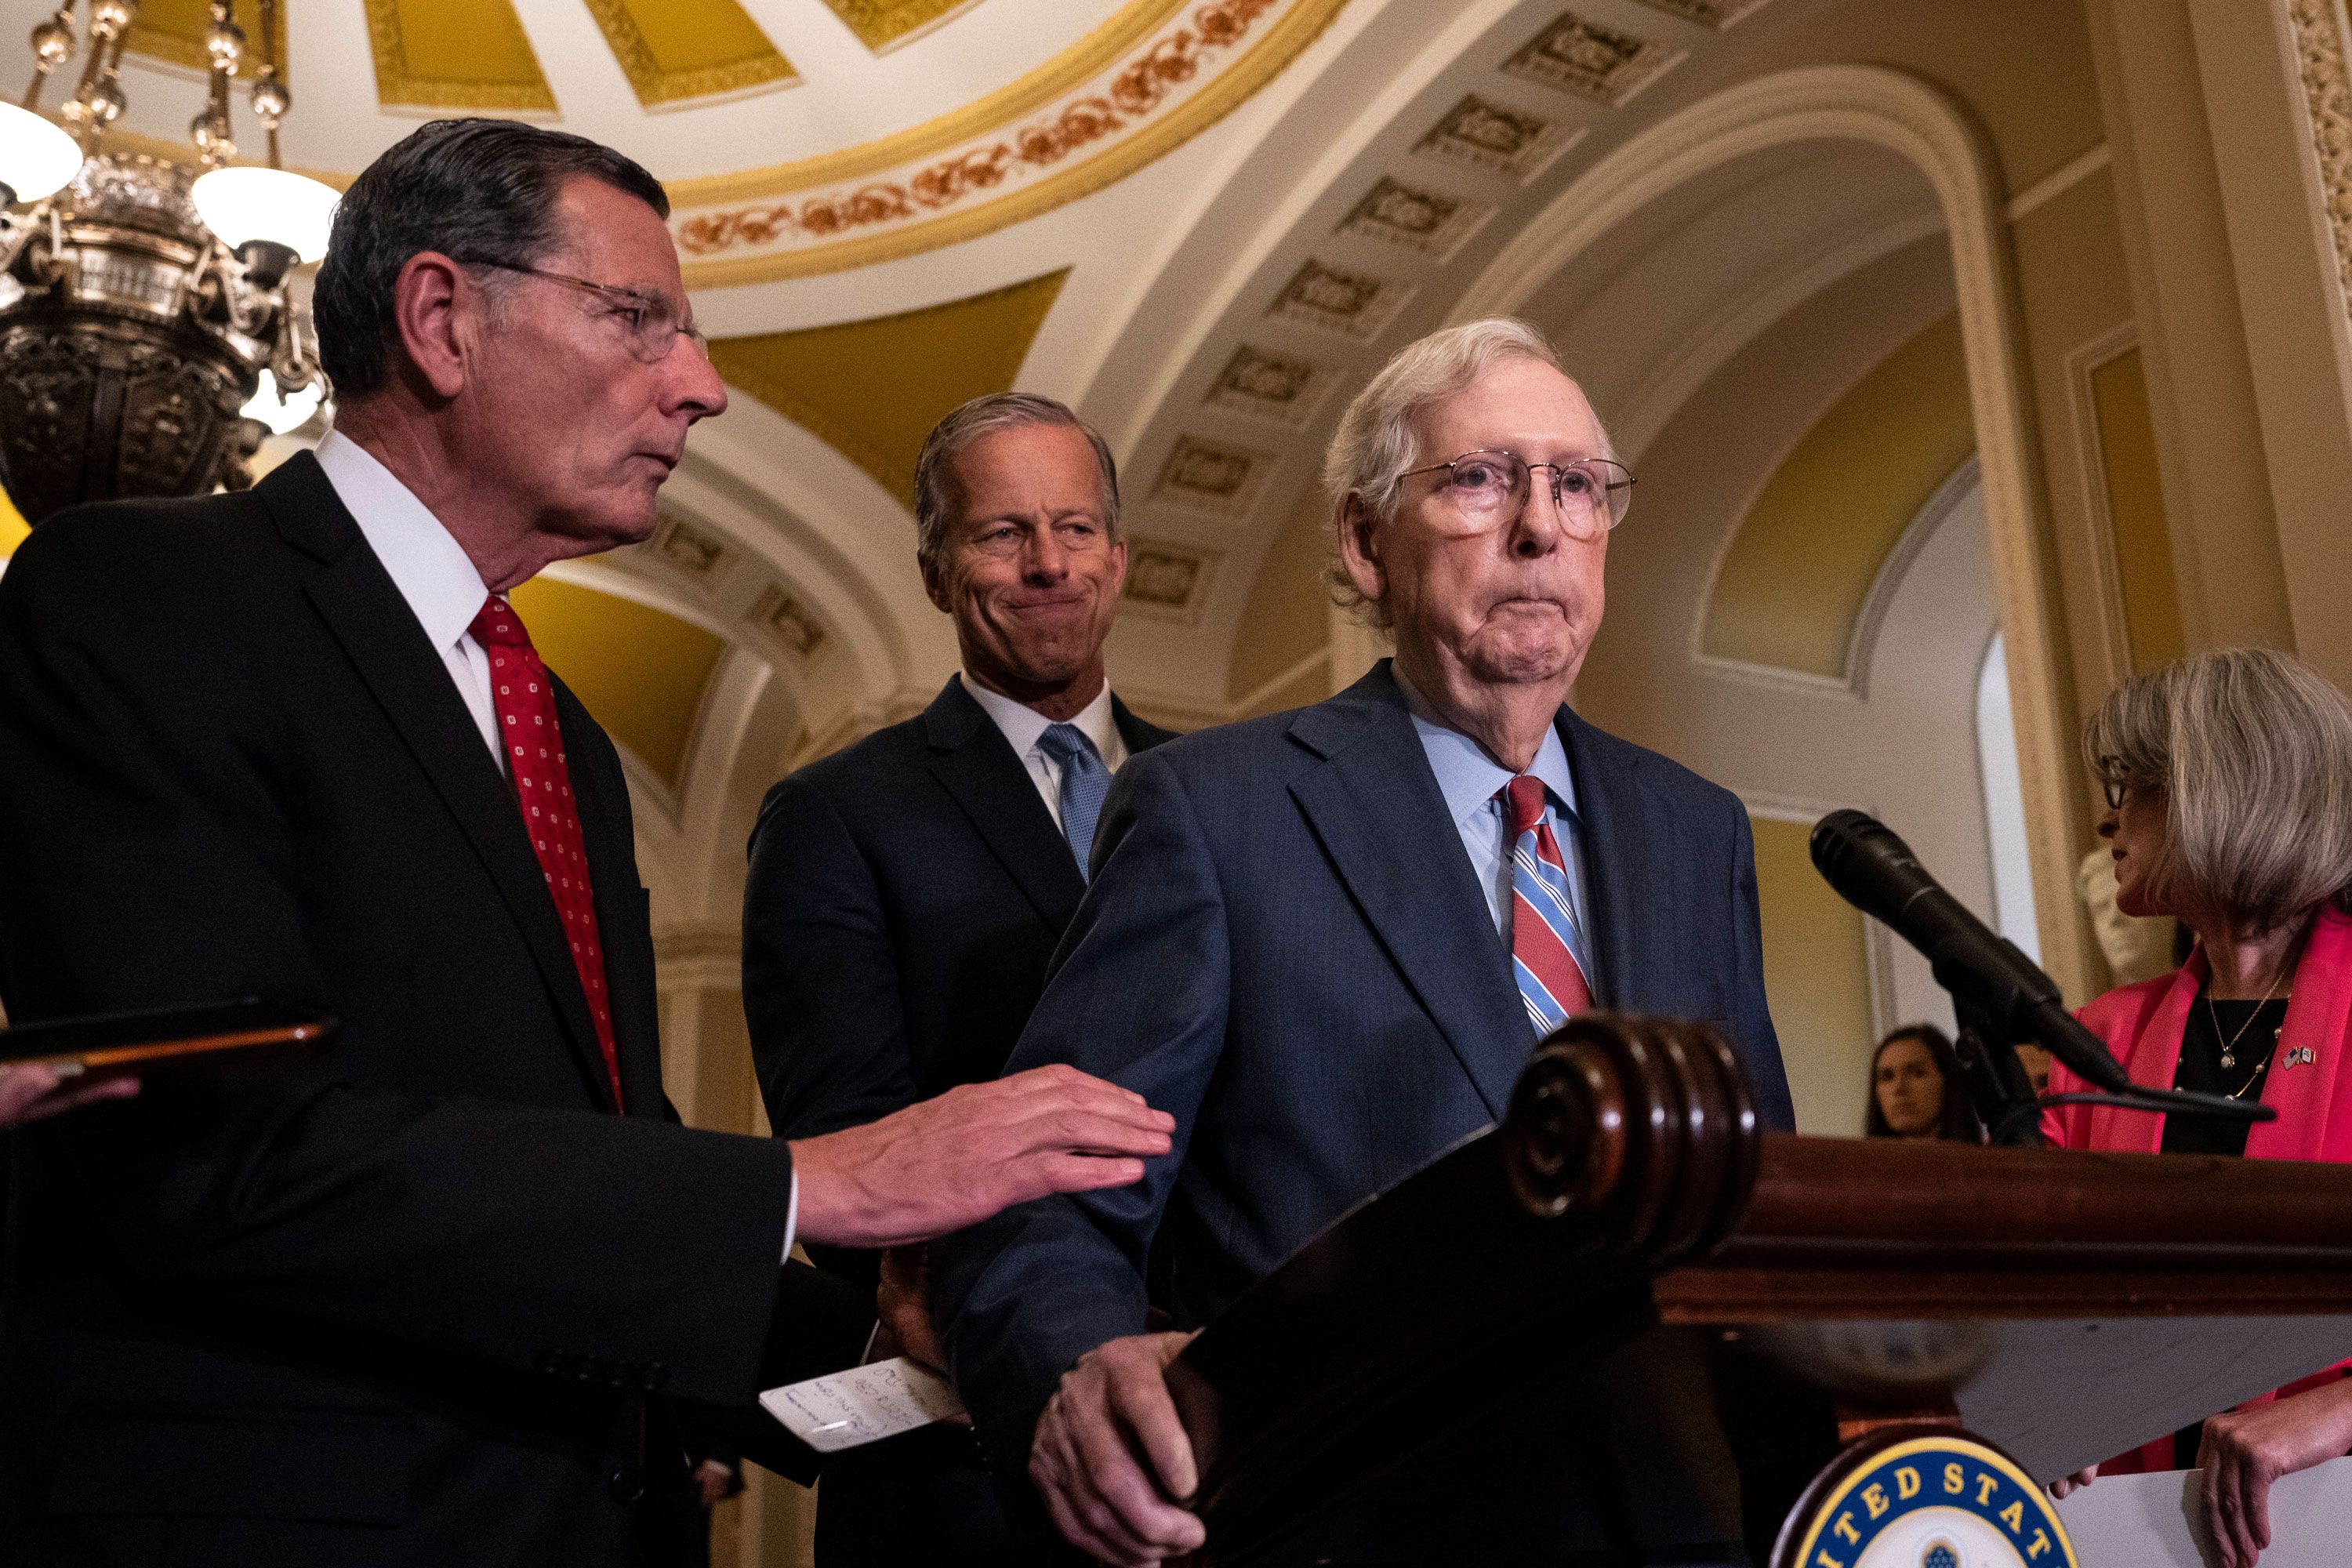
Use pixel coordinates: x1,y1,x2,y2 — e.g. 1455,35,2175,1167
758,1356,968,1453
2056,1454,2352,1566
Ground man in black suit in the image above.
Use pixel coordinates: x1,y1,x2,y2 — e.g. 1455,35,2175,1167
938,321,1796,1565
0,118,1173,1567
744,393,1175,1564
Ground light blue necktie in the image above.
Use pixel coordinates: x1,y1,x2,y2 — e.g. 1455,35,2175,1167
1037,723,1111,880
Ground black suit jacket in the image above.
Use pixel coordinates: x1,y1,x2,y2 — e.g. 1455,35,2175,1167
0,454,864,1567
744,675,1175,1156
938,663,1791,1555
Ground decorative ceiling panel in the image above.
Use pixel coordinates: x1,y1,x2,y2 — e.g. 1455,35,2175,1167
1501,11,1678,107
363,0,557,114
1414,96,1573,183
708,269,1069,506
579,0,797,109
821,0,983,54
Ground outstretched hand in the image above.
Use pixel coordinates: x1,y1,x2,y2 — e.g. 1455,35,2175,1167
789,1065,1173,1250
0,1062,139,1131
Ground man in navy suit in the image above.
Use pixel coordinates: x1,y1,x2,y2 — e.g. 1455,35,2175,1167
937,319,1795,1566
744,394,1176,1563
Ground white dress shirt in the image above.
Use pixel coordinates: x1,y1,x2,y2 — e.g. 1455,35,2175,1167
310,434,800,1257
312,431,503,769
960,673,1129,825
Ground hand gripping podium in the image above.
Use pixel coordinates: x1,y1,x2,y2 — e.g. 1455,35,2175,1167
1162,1014,2352,1566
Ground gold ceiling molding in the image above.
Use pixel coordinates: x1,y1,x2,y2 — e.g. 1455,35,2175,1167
675,0,1351,286
822,0,983,55
708,269,1069,506
668,0,1189,208
125,0,287,76
581,0,798,110
365,0,557,114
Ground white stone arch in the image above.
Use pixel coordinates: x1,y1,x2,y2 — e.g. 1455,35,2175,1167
1453,63,2089,1000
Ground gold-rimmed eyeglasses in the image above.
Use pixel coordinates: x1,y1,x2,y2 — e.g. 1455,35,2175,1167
459,259,710,364
1399,448,1635,538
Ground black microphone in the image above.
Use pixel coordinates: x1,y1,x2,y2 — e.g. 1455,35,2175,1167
1807,810,2136,1094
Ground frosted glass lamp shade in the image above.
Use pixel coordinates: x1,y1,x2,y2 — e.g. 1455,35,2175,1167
240,369,324,435
191,166,339,262
0,103,82,206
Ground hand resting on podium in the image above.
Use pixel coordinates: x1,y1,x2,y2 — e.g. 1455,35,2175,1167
789,1064,1175,1249
1029,1329,1206,1566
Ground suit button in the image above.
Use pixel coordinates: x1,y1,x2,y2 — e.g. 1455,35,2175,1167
575,1356,602,1384
535,1348,563,1376
637,1360,667,1392
608,1465,646,1505
605,1360,631,1388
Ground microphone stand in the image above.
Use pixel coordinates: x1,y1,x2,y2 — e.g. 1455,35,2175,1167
1936,973,2274,1149
1947,996,2044,1148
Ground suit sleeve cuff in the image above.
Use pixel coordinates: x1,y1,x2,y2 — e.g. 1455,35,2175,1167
780,1168,799,1262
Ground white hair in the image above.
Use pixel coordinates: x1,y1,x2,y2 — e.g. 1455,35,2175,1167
1320,318,1610,624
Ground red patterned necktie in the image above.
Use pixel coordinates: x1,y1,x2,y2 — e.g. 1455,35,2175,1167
1501,774,1594,1035
469,594,624,1112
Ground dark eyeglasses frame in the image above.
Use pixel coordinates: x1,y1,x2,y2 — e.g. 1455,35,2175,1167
457,258,709,361
2096,755,2132,811
1399,448,1637,535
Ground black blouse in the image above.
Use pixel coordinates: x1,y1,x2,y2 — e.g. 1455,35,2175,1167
2161,993,2288,1157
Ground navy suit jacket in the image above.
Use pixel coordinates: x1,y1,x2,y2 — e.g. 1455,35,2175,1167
746,676,1176,1155
936,661,1791,1478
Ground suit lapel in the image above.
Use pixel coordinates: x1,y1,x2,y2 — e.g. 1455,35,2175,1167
922,678,1088,928
263,456,618,1110
1112,696,1179,756
1287,666,1529,1120
1558,709,1659,1013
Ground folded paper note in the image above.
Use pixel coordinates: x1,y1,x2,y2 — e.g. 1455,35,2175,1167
760,1356,967,1453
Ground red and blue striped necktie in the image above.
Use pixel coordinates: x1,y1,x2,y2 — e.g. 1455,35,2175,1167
1501,774,1593,1036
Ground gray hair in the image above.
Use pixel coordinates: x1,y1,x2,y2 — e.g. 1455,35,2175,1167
2085,647,2352,935
314,118,670,400
911,393,1120,575
1320,318,1606,625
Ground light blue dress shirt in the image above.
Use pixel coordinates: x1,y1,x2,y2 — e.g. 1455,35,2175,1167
1396,670,1597,985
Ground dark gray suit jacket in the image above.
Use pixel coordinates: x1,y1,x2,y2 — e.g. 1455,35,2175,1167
935,662,1791,1544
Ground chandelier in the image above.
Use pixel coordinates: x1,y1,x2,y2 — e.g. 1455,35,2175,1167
0,1,336,524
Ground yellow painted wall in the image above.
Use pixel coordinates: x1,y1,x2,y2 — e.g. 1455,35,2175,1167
711,270,1067,507
0,485,28,557
506,578,727,790
1704,314,1976,678
2087,347,2185,671
1226,497,1331,702
1749,814,1876,1137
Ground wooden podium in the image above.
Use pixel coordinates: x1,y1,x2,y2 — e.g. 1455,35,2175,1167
1163,1014,2352,1566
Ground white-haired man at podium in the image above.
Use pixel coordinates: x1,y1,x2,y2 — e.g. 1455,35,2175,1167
938,318,1795,1564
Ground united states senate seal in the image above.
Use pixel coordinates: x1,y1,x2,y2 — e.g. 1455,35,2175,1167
1773,1425,2078,1568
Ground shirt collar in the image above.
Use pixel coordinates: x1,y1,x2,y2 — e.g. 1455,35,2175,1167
960,673,1123,765
313,430,494,655
1393,666,1577,829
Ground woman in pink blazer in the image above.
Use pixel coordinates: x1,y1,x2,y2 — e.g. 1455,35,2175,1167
2044,648,2352,1568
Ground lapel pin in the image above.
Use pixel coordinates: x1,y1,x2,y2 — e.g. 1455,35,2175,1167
2284,1045,2318,1070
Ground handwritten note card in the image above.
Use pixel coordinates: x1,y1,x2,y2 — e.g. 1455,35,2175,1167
760,1356,967,1453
